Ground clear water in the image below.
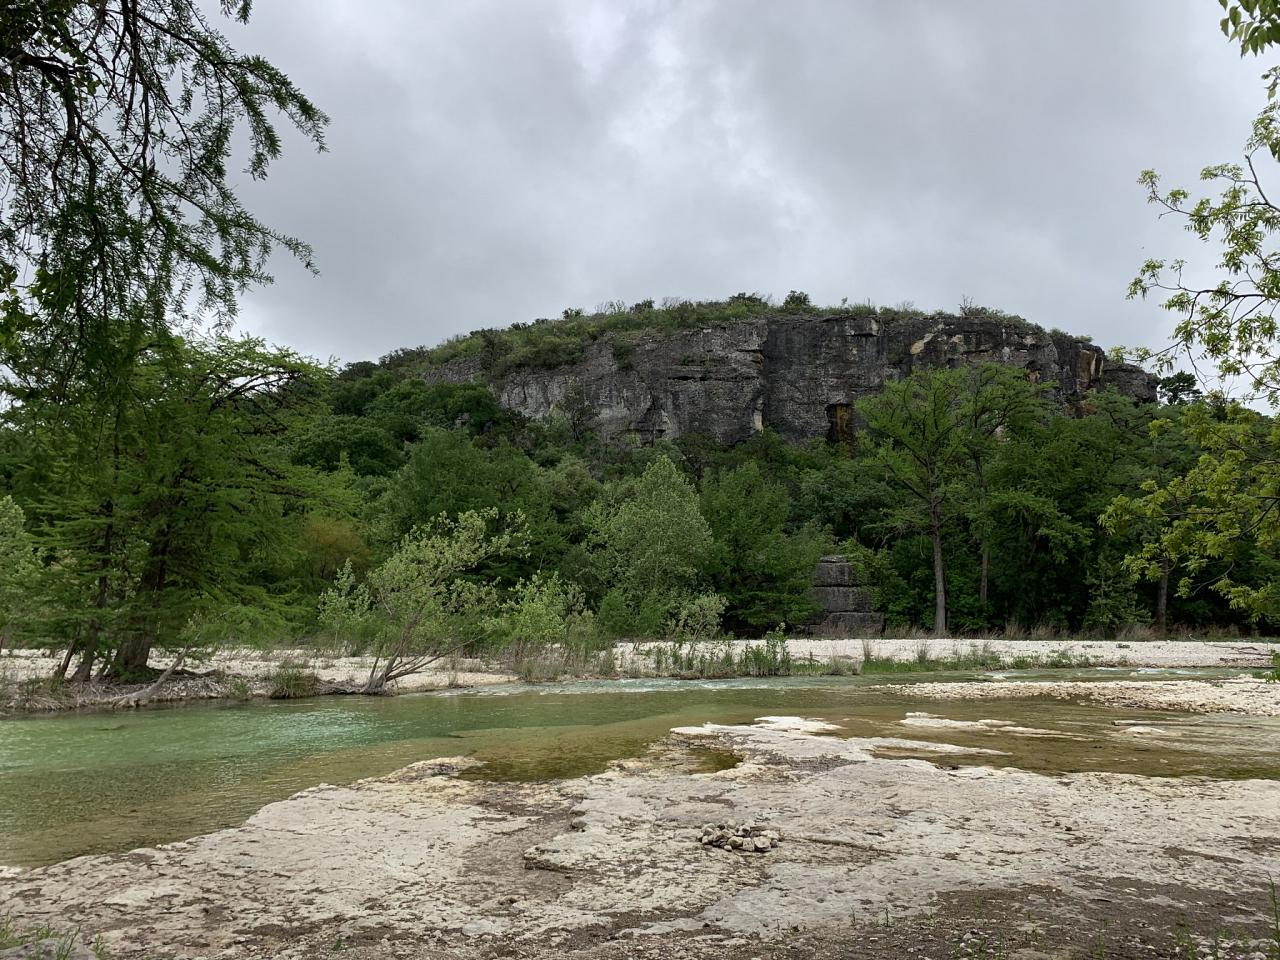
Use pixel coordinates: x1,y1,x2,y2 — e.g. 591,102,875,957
2,671,1278,868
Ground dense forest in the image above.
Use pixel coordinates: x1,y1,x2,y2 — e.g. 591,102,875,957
1,297,1276,683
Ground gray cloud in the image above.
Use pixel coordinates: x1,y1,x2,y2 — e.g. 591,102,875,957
224,0,1265,365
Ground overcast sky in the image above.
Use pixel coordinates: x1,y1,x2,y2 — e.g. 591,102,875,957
226,1,1266,367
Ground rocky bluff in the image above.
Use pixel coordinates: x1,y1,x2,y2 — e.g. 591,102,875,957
423,313,1156,444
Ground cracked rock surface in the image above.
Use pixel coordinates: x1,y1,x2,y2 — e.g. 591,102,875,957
2,720,1278,958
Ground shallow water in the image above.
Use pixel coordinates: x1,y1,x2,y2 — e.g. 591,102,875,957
2,671,1278,867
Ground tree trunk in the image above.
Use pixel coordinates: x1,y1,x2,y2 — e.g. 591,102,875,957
362,659,390,695
82,510,115,682
71,649,96,682
979,541,990,606
55,642,76,682
110,632,155,679
931,506,948,637
1156,559,1170,637
113,649,187,707
107,527,170,680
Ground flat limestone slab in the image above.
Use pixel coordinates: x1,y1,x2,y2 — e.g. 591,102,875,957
2,723,1279,959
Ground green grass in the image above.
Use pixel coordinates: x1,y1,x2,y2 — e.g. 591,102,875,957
633,637,1102,681
265,661,320,699
0,917,105,959
859,651,1099,674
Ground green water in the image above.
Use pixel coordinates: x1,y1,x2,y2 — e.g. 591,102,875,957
3,672,1278,868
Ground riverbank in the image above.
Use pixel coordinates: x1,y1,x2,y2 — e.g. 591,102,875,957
726,636,1277,669
2,715,1277,958
3,637,1273,715
0,648,514,714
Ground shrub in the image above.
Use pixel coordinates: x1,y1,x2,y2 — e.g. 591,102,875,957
666,593,727,644
737,625,792,676
266,661,320,699
495,572,585,662
782,290,812,311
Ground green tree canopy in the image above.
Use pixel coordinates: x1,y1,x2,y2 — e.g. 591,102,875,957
0,494,37,641
7,335,329,679
1120,4,1280,623
700,462,828,633
856,368,973,635
1,1,326,384
374,429,566,579
319,509,526,693
585,455,713,635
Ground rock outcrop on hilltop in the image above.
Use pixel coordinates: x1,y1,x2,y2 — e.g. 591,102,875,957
421,312,1156,444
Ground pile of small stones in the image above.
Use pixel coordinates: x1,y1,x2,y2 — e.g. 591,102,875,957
698,822,782,853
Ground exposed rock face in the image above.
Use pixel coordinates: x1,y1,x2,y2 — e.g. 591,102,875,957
422,313,1158,444
811,556,884,637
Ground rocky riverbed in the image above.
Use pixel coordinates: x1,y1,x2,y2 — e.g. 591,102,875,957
3,715,1278,959
889,676,1280,717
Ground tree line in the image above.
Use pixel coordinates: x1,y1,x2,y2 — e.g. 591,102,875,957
1,342,1274,683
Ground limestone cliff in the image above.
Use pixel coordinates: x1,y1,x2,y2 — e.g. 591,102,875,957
421,312,1156,444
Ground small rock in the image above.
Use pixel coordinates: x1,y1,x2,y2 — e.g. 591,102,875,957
698,819,780,854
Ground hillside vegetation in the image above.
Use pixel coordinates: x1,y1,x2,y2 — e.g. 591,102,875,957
373,293,1044,381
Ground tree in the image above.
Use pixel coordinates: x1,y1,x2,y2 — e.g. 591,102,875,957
956,365,1048,607
989,391,1150,630
584,455,712,635
1129,103,1280,405
0,1,327,382
1158,372,1203,406
1105,402,1280,622
318,509,526,693
1098,404,1203,634
1120,4,1280,623
1219,0,1280,97
375,429,565,580
365,381,506,442
494,572,587,664
291,415,403,477
0,495,37,644
700,462,828,633
856,369,973,636
7,336,328,679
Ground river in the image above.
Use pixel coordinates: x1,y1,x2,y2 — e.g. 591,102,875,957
3,669,1278,868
